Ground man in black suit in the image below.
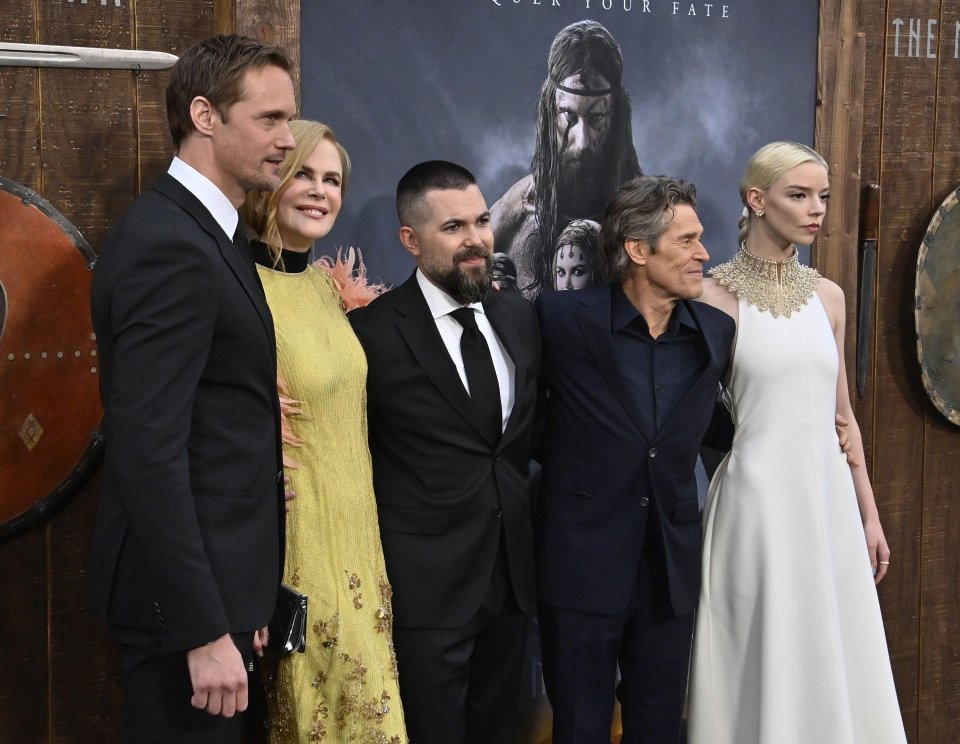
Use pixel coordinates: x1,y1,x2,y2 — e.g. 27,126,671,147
88,35,297,743
349,161,539,744
535,176,736,743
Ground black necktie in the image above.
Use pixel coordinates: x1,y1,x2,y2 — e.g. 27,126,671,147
450,307,502,443
233,223,264,286
233,222,252,257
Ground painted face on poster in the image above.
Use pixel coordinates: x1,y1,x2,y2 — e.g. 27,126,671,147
301,3,816,289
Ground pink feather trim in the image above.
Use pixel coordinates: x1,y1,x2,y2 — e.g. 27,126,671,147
275,248,387,471
313,247,388,312
277,375,304,470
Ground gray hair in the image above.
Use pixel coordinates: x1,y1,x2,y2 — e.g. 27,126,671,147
599,175,697,283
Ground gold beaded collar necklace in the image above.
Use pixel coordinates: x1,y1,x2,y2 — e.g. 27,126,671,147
710,243,820,318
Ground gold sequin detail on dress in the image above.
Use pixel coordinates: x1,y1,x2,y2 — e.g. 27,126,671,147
710,244,820,318
256,261,408,744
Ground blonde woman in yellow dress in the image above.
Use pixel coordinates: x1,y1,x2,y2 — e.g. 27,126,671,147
242,120,407,744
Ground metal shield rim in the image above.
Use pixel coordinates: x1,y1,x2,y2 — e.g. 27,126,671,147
915,184,960,426
0,176,104,539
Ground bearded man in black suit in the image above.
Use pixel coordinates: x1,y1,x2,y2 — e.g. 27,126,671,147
349,160,540,744
88,34,297,743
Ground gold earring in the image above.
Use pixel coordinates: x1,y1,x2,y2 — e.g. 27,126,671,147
755,209,764,218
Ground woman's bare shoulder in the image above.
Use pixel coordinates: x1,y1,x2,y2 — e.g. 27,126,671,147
697,277,739,319
814,276,846,321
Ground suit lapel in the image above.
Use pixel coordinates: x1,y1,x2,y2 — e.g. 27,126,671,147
393,276,489,440
575,289,650,439
153,175,276,361
655,300,726,436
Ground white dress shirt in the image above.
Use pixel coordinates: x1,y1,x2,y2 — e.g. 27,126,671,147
416,269,516,432
167,157,238,241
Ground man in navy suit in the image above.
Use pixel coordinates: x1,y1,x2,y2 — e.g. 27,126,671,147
349,161,539,744
89,35,296,742
535,175,736,743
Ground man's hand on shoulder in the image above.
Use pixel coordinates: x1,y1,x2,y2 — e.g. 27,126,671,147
186,633,248,717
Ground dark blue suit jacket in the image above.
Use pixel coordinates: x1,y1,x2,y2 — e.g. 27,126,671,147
535,285,734,617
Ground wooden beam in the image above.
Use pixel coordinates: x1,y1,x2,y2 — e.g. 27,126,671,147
235,0,301,108
816,0,866,402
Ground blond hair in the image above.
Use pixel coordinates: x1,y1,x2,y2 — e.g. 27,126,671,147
739,141,827,244
241,119,351,266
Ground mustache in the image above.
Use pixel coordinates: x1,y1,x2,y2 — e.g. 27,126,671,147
454,246,491,264
559,148,595,169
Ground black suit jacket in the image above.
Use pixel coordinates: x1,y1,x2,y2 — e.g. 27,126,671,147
349,275,539,629
535,286,735,617
88,174,284,653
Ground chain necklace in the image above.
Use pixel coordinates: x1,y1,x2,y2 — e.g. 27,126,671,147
709,243,820,318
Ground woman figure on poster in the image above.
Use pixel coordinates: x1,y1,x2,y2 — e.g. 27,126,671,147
687,141,906,743
241,119,407,744
551,218,601,291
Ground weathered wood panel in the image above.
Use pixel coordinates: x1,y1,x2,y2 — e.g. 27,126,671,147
35,2,137,741
919,417,960,739
815,0,866,395
234,0,300,106
0,6,50,744
870,2,943,738
135,0,216,189
37,1,137,247
855,0,886,469
0,529,48,743
918,2,960,737
0,6,40,189
857,0,907,728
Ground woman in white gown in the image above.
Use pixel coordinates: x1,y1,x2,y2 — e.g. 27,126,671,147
688,141,906,743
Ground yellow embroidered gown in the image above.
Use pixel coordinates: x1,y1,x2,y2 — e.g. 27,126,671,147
255,245,406,744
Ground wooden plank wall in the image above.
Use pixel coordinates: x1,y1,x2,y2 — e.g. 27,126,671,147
2,0,958,741
916,0,960,737
0,2,215,742
818,1,960,740
0,9,46,743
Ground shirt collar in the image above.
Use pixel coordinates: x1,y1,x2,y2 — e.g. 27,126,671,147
611,284,696,337
167,156,238,241
416,268,485,318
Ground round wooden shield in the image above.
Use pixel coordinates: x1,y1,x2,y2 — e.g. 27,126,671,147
0,176,102,537
915,185,960,426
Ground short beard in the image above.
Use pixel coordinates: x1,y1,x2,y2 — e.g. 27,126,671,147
556,145,615,219
427,247,492,304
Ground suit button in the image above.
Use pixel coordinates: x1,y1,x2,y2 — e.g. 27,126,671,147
639,496,650,507
492,506,503,518
648,448,658,458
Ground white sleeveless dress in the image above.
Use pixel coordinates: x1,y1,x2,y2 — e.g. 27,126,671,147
687,295,906,743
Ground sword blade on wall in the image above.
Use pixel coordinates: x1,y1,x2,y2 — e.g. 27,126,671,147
0,42,177,70
856,183,881,398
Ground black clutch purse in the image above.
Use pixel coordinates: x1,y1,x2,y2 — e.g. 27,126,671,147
269,584,307,654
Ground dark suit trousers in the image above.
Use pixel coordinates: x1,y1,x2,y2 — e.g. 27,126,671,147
393,540,529,744
539,530,694,744
112,625,256,744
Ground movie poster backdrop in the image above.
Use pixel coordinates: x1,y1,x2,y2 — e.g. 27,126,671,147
301,2,818,739
303,1,818,289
